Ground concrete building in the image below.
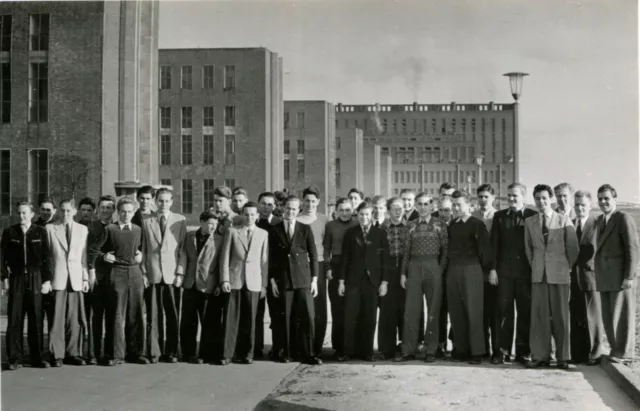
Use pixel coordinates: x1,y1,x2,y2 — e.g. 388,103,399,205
363,143,381,197
158,48,283,222
283,100,335,212
0,0,160,225
335,102,516,199
334,128,364,199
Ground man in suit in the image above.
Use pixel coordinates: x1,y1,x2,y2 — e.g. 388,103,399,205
212,186,244,228
132,185,156,228
77,197,96,226
554,182,577,220
372,195,388,228
45,199,90,367
256,192,281,359
489,183,536,365
2,201,52,370
269,195,322,365
571,190,605,365
524,184,579,370
231,187,249,215
180,211,223,364
219,202,269,365
338,202,391,362
400,189,419,222
140,187,187,363
35,197,57,351
595,184,639,363
86,195,117,365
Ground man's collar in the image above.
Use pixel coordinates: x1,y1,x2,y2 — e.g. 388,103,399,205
119,222,131,229
418,215,431,223
361,224,371,232
542,209,554,219
508,205,525,214
20,223,31,231
158,210,171,218
389,219,405,226
457,215,471,223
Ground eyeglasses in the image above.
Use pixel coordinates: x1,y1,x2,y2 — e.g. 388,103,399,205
439,208,452,212
416,202,431,206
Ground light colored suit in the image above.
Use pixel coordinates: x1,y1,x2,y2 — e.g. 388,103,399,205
141,212,187,284
46,222,89,291
472,207,497,233
183,230,223,293
220,226,269,292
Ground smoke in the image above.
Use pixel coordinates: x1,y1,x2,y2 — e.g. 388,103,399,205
405,56,425,102
372,103,383,133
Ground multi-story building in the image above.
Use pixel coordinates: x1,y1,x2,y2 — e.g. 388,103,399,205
334,102,516,199
334,128,364,199
0,0,160,227
283,100,335,212
158,48,283,222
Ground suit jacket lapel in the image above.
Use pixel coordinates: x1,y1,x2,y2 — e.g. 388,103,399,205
531,214,544,245
198,234,216,263
151,217,162,245
55,224,69,252
597,212,617,247
69,221,79,251
237,228,249,252
579,216,595,245
275,223,289,249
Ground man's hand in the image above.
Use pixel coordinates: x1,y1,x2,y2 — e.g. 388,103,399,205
89,269,97,289
326,269,333,281
2,279,9,295
221,281,231,293
41,281,52,295
174,274,184,288
213,286,221,296
379,281,388,297
271,281,280,298
134,251,143,264
338,280,345,297
311,279,318,298
260,286,267,299
621,279,634,290
82,280,90,293
488,269,499,286
400,274,407,289
142,276,149,289
103,252,116,263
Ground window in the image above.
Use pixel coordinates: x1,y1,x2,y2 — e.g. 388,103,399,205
181,179,193,214
297,112,305,129
29,14,49,51
203,134,214,165
225,134,235,165
394,171,399,184
491,118,496,132
345,119,349,128
29,63,48,123
203,106,214,127
160,178,171,187
160,107,171,129
224,65,235,89
181,106,192,129
355,119,359,128
160,135,171,165
284,112,290,129
181,135,192,165
297,140,305,155
297,159,305,179
462,119,467,133
160,66,171,90
224,178,235,188
484,170,488,184
28,149,48,206
202,65,214,89
335,119,338,129
224,106,235,126
431,119,436,133
471,119,476,132
1,62,10,123
284,140,290,154
0,150,9,215
203,179,215,210
0,15,11,52
336,137,341,150
284,159,290,181
335,158,341,190
181,65,192,89
481,119,486,132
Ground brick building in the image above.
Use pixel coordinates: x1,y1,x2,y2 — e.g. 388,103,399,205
158,48,283,223
0,0,160,226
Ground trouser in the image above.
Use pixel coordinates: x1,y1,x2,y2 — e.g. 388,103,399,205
378,263,405,355
483,282,500,356
496,276,529,357
601,282,636,359
266,283,285,357
584,290,606,360
254,293,266,355
50,288,87,359
180,288,212,361
223,288,259,359
447,263,485,357
284,288,316,359
145,281,181,358
530,282,570,362
438,277,450,348
86,279,114,360
41,292,55,350
569,272,591,362
313,266,328,355
206,292,230,360
401,258,442,356
328,257,345,354
109,266,145,360
343,281,378,357
6,274,44,363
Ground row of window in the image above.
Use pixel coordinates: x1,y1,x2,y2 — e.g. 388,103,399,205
159,64,235,90
160,106,236,129
283,159,305,182
283,140,305,155
0,149,47,215
0,61,48,124
336,117,509,135
0,14,48,53
158,178,235,215
160,134,235,166
283,111,305,129
393,169,508,185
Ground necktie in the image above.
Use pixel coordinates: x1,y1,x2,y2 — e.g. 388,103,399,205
287,223,293,240
123,224,130,231
160,215,167,238
247,228,253,245
576,219,583,241
542,215,549,245
363,227,369,240
65,223,71,248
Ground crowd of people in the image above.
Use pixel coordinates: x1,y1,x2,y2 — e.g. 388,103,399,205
1,180,638,372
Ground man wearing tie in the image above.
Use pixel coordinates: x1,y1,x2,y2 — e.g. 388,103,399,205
140,188,187,363
45,199,90,367
571,190,605,365
594,184,639,363
268,195,322,365
554,182,577,220
524,184,579,369
400,189,419,222
371,195,388,228
219,202,269,365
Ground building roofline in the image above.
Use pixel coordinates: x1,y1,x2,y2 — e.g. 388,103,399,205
159,47,272,52
334,102,515,113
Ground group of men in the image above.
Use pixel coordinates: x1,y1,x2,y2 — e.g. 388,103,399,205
1,180,637,371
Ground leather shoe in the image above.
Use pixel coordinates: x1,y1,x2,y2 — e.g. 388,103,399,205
7,361,21,371
504,354,512,363
337,355,352,362
585,358,601,366
362,355,376,362
305,357,322,365
105,359,122,366
254,351,264,360
32,359,50,368
134,356,150,365
526,360,550,369
233,358,253,365
435,347,445,359
378,352,395,361
424,354,436,363
468,356,482,365
557,361,570,370
394,354,416,362
515,355,530,366
219,358,231,366
188,356,204,365
52,359,63,368
64,356,87,366
491,355,504,365
161,355,178,364
86,357,98,366
149,357,159,364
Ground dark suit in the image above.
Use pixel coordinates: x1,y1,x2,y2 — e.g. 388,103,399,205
594,210,640,359
256,215,281,357
34,218,56,349
269,221,319,359
490,207,537,358
338,225,390,357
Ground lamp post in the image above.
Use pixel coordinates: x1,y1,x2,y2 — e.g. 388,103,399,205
466,175,472,193
503,72,529,183
474,153,485,187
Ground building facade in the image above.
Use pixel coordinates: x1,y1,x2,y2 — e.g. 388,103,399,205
334,127,364,199
334,102,516,199
0,0,160,226
157,47,283,222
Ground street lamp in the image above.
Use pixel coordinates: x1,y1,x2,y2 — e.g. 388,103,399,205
466,175,473,192
474,153,485,186
503,72,529,183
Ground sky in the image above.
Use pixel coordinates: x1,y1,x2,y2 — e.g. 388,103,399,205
159,0,639,202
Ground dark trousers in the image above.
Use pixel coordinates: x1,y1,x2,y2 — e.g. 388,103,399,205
266,285,285,357
530,282,570,362
223,288,259,359
601,284,636,359
569,273,591,362
50,289,86,359
328,258,345,354
313,267,328,355
206,292,229,361
254,295,266,355
180,288,212,361
109,266,145,360
496,276,529,357
378,264,405,355
284,288,316,359
483,282,500,356
41,292,55,350
84,280,114,360
145,281,181,358
343,281,379,357
447,264,485,357
6,275,44,362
